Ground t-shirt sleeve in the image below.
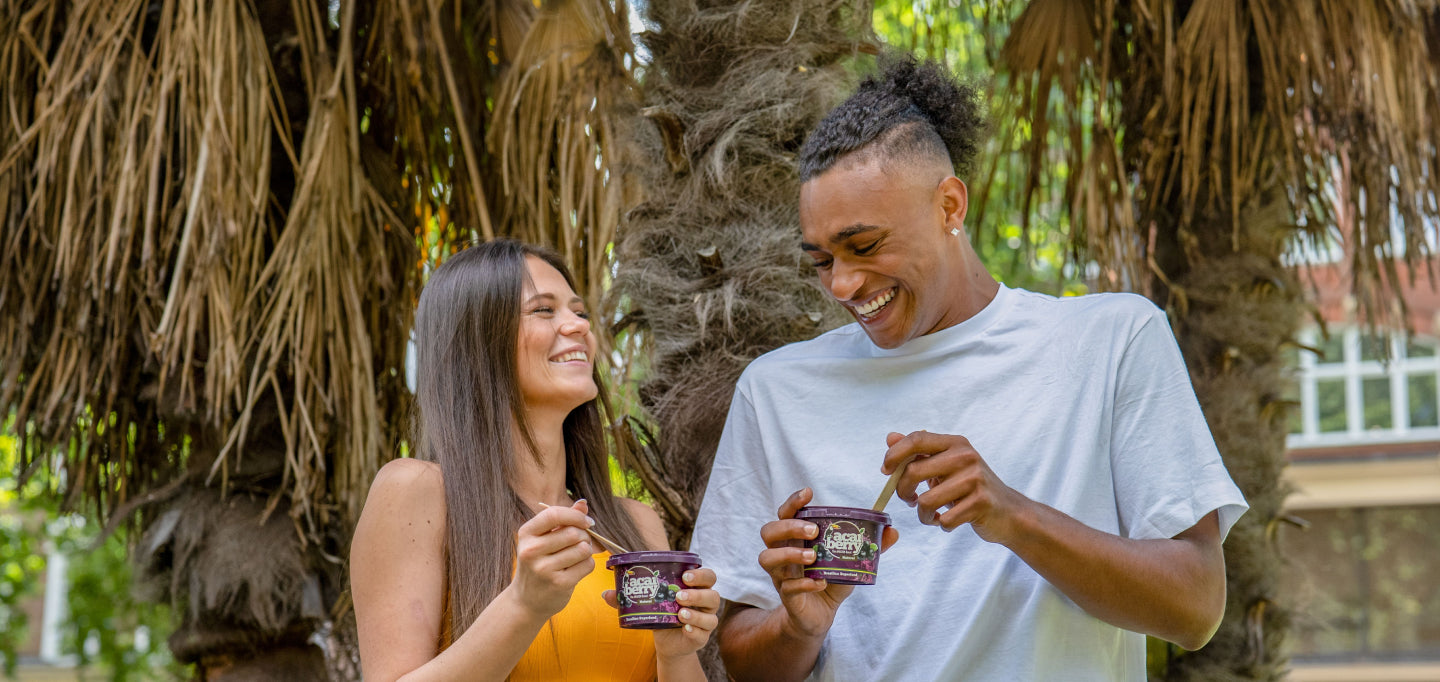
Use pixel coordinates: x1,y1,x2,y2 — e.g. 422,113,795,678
1110,307,1249,541
686,380,784,612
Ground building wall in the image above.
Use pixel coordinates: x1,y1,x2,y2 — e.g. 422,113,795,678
1284,264,1440,680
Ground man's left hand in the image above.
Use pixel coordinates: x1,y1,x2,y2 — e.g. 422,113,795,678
881,430,1030,544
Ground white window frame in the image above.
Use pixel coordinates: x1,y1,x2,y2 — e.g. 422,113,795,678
1289,326,1440,448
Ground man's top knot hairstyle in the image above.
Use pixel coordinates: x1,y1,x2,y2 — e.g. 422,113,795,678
798,53,984,183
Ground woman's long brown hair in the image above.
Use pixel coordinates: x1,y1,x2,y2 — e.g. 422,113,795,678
413,239,646,640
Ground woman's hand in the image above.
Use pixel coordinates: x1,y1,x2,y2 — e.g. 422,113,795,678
509,499,595,619
604,567,721,659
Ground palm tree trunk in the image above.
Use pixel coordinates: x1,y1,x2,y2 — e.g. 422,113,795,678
1105,12,1300,677
611,2,874,676
1148,207,1301,681
614,0,874,550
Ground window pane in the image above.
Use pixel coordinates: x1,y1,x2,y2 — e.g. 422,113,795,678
1361,333,1390,362
1284,378,1303,435
1284,508,1366,658
1409,374,1438,428
1285,506,1440,661
1317,379,1348,433
1406,337,1436,359
1318,332,1346,365
1363,377,1393,431
1364,506,1440,657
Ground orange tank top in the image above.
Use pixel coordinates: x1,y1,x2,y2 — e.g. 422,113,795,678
440,550,657,682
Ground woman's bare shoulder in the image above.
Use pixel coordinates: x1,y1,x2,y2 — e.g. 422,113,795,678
351,458,447,589
356,459,447,540
375,457,443,487
371,457,443,500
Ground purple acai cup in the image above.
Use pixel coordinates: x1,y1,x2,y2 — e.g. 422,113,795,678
606,550,702,629
795,506,890,586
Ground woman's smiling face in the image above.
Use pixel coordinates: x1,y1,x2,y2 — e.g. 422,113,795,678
516,256,598,412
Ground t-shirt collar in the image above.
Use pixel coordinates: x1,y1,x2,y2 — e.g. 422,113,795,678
864,283,1012,357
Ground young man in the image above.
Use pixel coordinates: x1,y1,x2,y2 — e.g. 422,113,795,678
687,56,1248,681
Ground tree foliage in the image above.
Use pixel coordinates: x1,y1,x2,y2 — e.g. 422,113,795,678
1,425,178,680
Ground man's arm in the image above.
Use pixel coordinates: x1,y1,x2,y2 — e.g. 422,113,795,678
1002,504,1224,650
715,487,901,681
717,602,828,682
884,431,1226,650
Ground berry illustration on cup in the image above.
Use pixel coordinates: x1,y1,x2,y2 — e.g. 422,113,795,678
795,506,890,586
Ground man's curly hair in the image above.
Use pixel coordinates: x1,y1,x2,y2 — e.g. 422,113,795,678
798,53,985,182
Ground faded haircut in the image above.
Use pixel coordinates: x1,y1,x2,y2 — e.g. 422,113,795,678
798,53,986,183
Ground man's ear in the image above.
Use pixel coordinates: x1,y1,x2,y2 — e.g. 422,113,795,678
938,176,969,237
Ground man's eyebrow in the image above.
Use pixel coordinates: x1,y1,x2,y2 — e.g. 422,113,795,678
800,224,882,252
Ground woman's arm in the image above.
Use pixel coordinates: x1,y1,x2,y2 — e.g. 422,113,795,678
351,459,597,681
616,499,720,682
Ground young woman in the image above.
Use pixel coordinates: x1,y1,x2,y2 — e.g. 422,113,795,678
351,239,719,681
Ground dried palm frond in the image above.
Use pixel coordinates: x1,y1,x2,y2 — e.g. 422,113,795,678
363,0,641,392
2,0,415,669
1,0,280,517
0,0,413,534
218,0,413,532
992,0,1440,314
489,0,639,331
363,0,538,261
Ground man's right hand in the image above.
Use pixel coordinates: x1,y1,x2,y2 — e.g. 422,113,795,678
758,487,900,638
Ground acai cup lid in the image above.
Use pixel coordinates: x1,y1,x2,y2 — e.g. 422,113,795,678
605,551,701,569
795,506,891,526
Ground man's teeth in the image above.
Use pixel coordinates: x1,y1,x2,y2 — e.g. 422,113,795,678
855,289,895,318
553,351,588,363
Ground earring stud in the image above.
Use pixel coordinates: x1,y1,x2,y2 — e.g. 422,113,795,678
950,227,961,236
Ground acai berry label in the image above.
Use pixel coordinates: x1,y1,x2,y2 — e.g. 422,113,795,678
606,551,701,629
795,506,890,586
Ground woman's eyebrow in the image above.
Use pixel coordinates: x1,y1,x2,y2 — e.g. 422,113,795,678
524,292,583,305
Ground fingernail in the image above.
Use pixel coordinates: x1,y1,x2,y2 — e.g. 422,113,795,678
677,590,689,602
805,523,818,538
680,609,692,620
684,624,694,632
586,516,596,527
576,498,587,505
682,571,694,583
803,549,816,562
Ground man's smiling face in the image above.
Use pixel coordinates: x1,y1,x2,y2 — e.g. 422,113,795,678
799,155,969,350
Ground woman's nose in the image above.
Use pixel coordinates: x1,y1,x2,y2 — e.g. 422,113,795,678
560,309,591,336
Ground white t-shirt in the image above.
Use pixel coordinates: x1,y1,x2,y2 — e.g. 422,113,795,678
688,285,1248,681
